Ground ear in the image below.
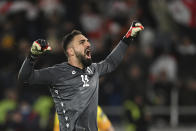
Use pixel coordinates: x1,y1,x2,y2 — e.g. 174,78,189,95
67,48,74,56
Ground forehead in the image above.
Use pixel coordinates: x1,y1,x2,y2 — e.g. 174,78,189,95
73,34,88,42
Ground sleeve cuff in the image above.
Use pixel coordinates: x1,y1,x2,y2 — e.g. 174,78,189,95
122,36,135,45
28,53,39,65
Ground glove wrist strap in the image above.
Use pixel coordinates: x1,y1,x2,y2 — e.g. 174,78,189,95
28,53,40,64
122,36,135,45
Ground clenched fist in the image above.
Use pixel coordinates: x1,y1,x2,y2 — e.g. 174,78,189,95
31,39,52,55
123,21,144,44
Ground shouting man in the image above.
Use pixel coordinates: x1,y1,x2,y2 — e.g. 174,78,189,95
18,21,144,131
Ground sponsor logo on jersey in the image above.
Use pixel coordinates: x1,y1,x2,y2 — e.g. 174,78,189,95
72,70,76,74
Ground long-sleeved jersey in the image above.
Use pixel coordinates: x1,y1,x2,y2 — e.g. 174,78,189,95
18,40,128,131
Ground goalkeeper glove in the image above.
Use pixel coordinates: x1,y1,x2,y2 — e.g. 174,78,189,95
122,21,144,45
29,39,52,61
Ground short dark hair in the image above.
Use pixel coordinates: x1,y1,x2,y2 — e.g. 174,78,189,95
62,30,82,52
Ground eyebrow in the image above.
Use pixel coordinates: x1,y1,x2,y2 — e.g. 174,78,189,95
79,39,89,43
79,39,85,43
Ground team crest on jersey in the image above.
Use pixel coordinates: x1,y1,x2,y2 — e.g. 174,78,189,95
72,70,76,74
87,67,93,74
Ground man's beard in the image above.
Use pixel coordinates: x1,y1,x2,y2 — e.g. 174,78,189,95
75,51,92,67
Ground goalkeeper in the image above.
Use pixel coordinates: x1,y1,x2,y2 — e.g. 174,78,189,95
18,21,144,131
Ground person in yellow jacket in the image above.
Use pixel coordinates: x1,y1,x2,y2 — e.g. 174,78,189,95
53,106,114,131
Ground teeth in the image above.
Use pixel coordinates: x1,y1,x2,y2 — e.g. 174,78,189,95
86,50,90,54
86,50,91,57
85,48,91,58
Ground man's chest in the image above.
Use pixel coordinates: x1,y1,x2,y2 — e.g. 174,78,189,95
52,67,98,95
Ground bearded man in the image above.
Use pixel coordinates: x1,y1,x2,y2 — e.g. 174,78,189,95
18,21,144,131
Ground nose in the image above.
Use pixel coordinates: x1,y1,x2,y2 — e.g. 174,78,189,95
85,41,91,47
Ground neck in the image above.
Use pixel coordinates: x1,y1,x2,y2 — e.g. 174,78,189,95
68,57,84,69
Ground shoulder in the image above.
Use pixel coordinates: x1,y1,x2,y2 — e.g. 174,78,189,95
51,62,71,70
90,63,98,70
53,62,69,67
46,62,73,82
87,63,98,74
44,62,71,75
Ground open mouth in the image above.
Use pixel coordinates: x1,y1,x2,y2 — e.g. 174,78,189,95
85,49,91,59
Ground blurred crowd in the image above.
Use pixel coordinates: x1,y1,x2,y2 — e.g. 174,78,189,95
0,0,196,130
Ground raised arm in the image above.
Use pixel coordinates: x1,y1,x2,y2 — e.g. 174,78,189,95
97,21,144,76
18,39,53,85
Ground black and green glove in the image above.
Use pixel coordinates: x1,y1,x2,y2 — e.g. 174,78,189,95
29,39,52,61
